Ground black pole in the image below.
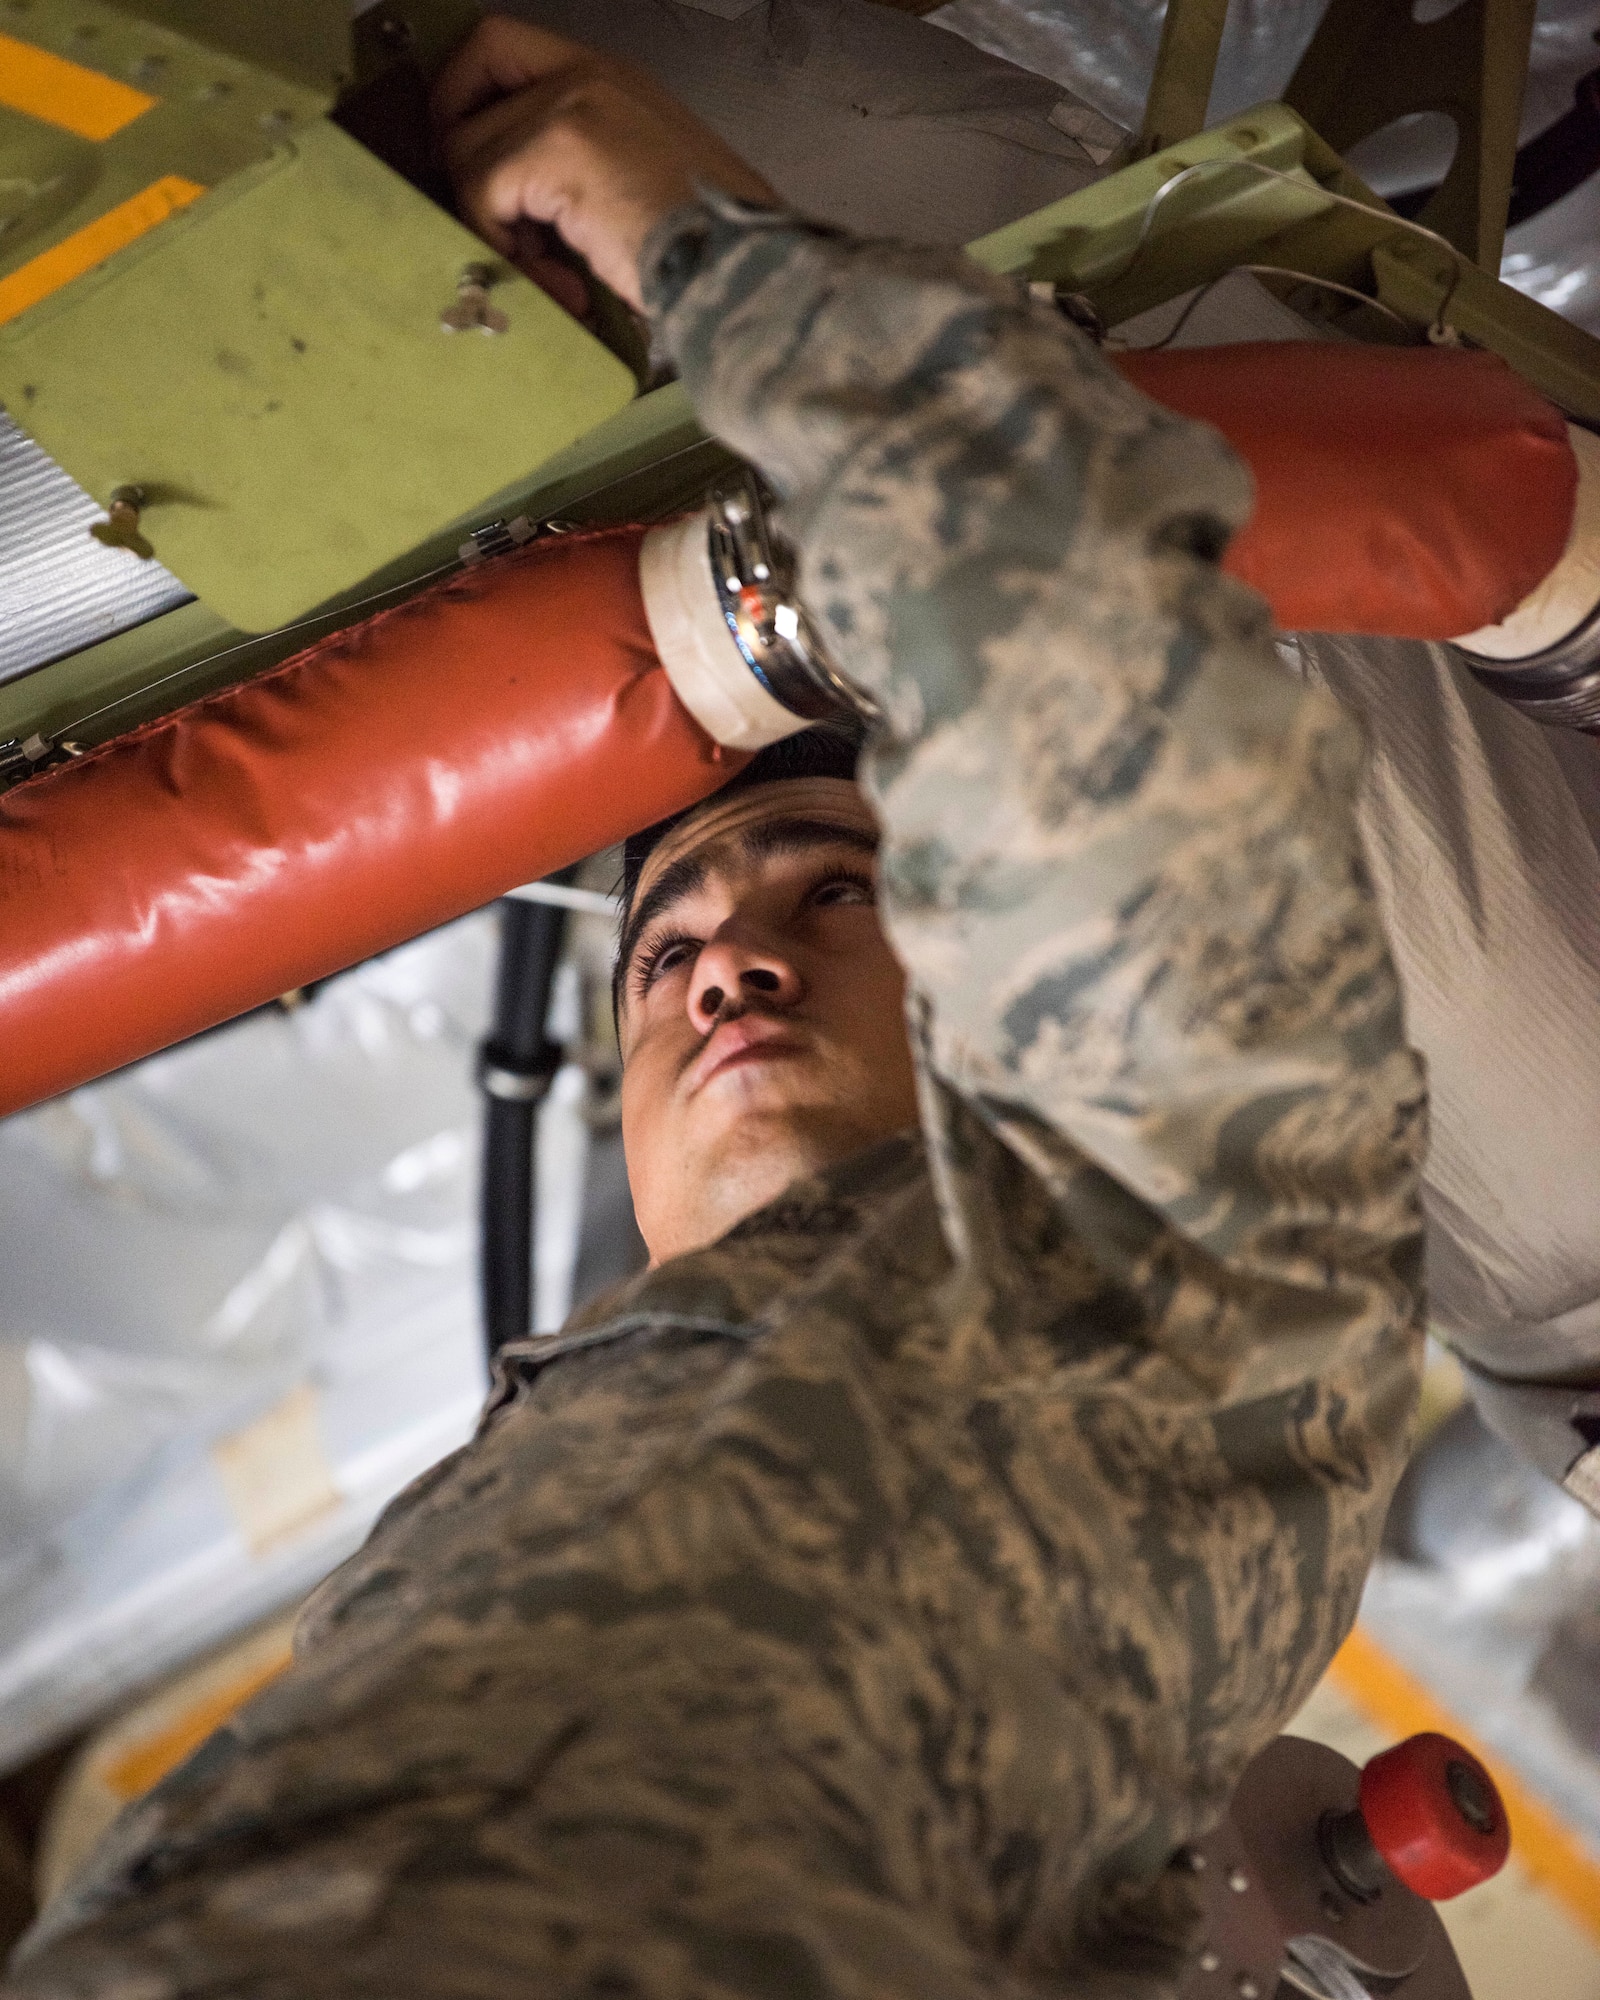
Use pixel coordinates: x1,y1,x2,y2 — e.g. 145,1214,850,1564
479,886,571,1362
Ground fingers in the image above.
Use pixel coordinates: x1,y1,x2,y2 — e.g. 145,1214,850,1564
431,16,782,316
430,14,587,133
440,76,572,249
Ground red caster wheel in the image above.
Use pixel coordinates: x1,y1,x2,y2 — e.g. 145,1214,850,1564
1322,1731,1510,1903
1358,1732,1510,1900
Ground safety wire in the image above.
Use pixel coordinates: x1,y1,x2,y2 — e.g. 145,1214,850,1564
17,435,728,760
1103,154,1471,342
1112,264,1418,351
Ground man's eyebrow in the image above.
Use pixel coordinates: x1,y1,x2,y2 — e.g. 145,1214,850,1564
619,850,710,978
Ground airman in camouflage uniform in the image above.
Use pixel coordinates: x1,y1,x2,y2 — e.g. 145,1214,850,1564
6,27,1425,2000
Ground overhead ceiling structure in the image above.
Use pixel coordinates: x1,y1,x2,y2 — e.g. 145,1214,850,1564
1,0,1597,784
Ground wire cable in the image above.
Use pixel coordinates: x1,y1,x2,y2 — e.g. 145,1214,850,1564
1108,154,1469,339
1112,263,1417,350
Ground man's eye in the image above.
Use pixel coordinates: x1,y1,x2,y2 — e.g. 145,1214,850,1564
811,872,875,908
632,930,699,996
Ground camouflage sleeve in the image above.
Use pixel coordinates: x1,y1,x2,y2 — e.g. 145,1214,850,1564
646,194,1426,1360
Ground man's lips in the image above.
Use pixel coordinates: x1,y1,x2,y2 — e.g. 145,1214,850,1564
684,1013,808,1096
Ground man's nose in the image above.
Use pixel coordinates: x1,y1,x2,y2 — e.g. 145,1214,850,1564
688,931,804,1028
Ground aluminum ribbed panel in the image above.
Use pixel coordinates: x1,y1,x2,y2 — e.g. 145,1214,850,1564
0,412,192,689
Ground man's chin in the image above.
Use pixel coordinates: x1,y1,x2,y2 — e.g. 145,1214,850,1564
685,1102,874,1241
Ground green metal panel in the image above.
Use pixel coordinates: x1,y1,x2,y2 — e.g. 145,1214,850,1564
0,0,326,280
107,0,351,95
0,114,638,632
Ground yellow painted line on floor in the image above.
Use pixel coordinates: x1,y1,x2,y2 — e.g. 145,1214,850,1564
0,173,204,326
104,1642,294,1802
0,31,154,140
1330,1624,1600,1945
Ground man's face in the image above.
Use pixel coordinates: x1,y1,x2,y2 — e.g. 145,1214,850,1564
618,778,920,1264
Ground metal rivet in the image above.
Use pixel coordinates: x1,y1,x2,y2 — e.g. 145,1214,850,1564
89,486,154,561
441,262,509,335
1198,1951,1220,1974
1236,1980,1259,2000
1226,1868,1249,1894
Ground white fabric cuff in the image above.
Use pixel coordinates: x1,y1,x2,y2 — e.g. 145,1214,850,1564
638,514,809,751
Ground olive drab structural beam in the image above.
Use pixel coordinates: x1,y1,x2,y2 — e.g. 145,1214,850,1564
1134,0,1232,159
2,0,1599,776
1285,0,1538,276
1136,0,1541,280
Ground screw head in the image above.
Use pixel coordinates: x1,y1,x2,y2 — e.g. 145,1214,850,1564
1226,1867,1249,1894
1236,1980,1259,2000
1198,1951,1220,1974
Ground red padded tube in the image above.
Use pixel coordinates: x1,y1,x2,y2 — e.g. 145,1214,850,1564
0,527,737,1119
1116,343,1577,637
0,346,1583,1118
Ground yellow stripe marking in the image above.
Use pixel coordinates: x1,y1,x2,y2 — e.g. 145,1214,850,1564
0,173,204,326
1330,1624,1600,1944
0,31,154,140
104,1645,294,1802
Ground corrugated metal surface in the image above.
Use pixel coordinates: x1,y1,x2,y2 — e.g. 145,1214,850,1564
0,412,190,689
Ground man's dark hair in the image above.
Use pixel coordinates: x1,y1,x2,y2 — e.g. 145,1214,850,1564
613,722,863,1016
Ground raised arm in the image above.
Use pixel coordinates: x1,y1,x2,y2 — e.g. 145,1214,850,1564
645,197,1426,1353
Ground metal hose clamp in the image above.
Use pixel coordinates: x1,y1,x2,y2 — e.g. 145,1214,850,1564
706,476,879,728
1456,598,1600,733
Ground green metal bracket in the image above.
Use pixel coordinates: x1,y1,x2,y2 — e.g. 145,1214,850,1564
967,101,1600,427
1285,0,1537,273
1131,0,1538,275
1135,0,1231,157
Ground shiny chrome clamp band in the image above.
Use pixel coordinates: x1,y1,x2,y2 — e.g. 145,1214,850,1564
1456,596,1600,734
706,476,880,728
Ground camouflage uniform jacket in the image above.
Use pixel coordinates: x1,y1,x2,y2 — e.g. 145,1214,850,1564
9,201,1426,1999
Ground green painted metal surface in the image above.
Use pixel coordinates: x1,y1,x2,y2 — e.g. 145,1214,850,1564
0,381,735,756
2,4,1597,777
0,0,326,272
109,0,351,95
0,113,637,632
